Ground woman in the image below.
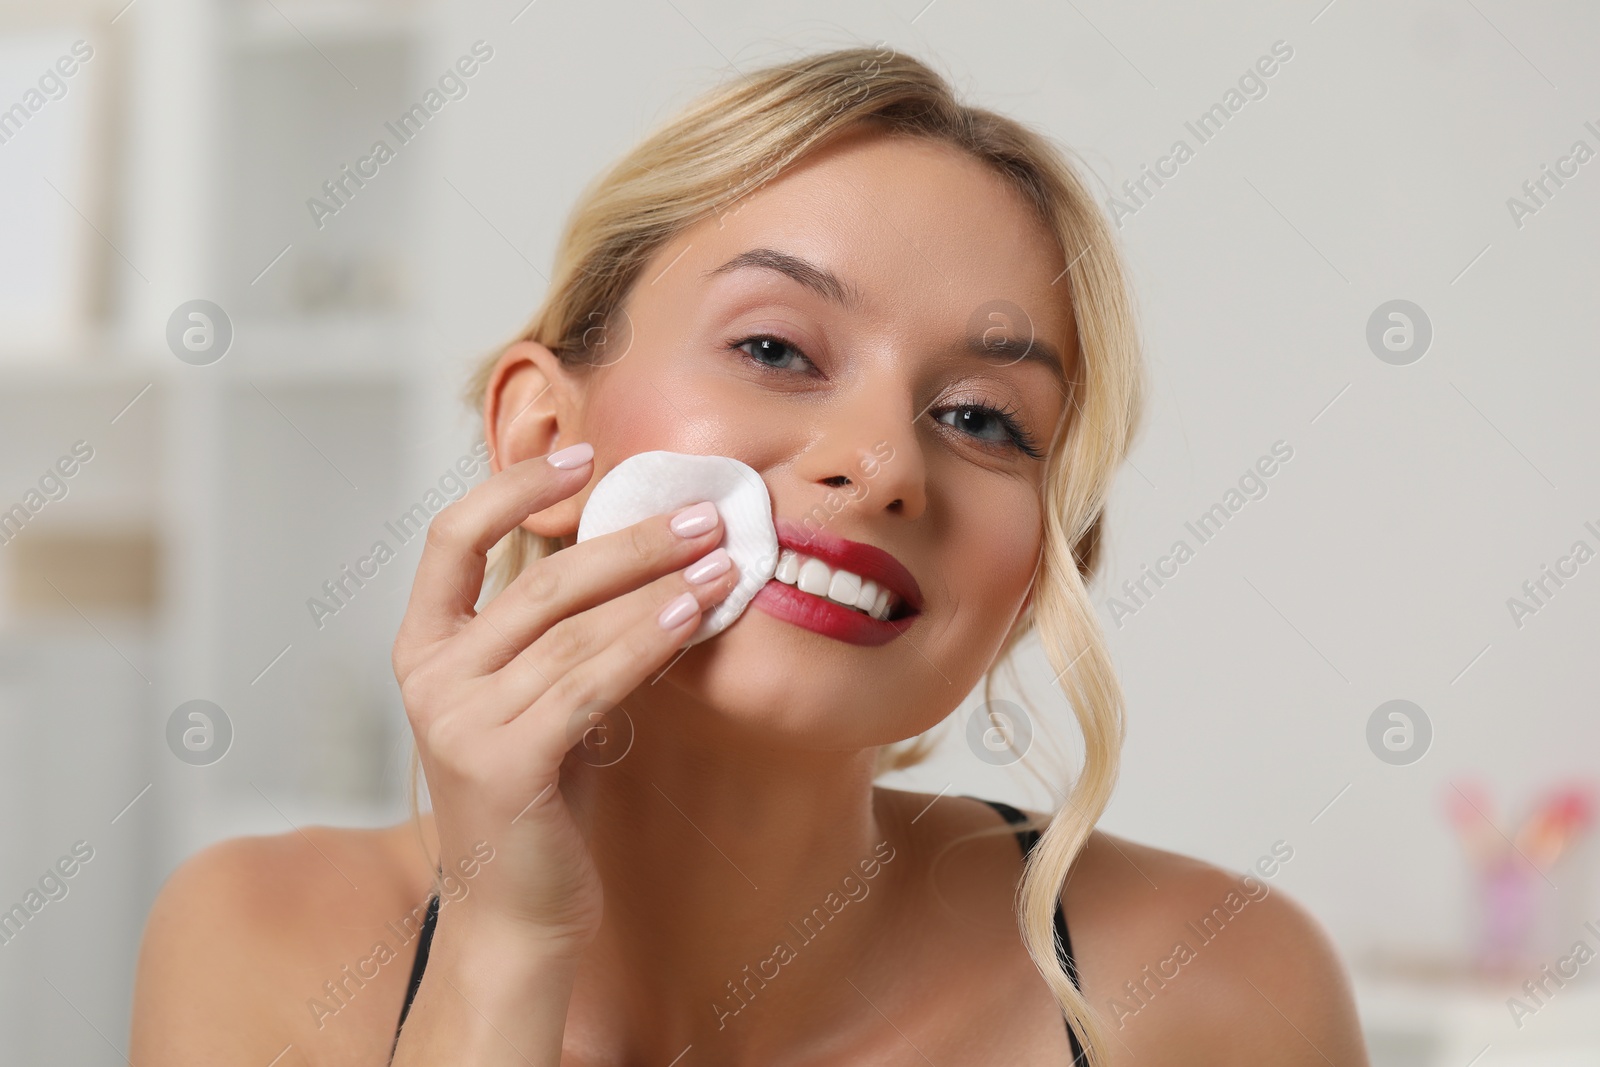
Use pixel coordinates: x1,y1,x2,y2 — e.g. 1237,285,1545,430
131,47,1368,1065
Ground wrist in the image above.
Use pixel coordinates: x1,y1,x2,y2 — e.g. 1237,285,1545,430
395,906,583,1065
431,902,591,983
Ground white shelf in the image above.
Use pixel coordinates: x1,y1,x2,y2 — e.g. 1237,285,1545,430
0,4,434,1062
0,325,165,382
0,315,419,387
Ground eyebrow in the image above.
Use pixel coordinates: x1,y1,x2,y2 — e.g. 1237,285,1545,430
967,329,1068,385
704,246,1068,384
703,247,865,312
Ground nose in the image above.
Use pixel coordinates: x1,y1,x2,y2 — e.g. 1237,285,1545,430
795,389,927,521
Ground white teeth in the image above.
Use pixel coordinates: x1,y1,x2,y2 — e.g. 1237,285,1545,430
855,579,879,613
827,569,861,607
775,549,799,584
796,557,832,596
774,551,898,619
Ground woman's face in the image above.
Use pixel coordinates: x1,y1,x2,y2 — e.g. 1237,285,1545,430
531,129,1073,748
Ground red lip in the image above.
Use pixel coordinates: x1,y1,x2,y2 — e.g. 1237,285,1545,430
752,581,909,646
748,520,923,648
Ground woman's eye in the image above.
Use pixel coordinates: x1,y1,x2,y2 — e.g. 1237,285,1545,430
733,334,813,373
935,405,1046,459
938,407,1007,442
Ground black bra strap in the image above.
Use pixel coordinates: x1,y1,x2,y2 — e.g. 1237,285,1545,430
392,893,439,1055
971,796,1087,1063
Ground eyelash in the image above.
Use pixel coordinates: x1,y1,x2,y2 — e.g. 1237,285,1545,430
726,332,1047,460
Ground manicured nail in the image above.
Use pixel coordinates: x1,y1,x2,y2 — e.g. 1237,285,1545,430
684,547,731,585
546,442,594,469
669,500,719,538
658,591,699,629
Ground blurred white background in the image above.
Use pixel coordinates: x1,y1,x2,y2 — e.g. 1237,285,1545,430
1,0,1597,1063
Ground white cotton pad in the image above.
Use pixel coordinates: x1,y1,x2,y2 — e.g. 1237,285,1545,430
576,450,778,645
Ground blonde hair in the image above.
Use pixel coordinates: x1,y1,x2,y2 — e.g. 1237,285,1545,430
422,45,1146,1063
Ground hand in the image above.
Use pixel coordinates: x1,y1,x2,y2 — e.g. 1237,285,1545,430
391,443,739,954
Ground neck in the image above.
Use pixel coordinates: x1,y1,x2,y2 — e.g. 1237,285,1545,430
556,684,912,1062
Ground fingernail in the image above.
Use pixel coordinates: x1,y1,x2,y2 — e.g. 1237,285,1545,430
684,547,731,585
547,442,594,469
658,591,699,630
669,500,719,538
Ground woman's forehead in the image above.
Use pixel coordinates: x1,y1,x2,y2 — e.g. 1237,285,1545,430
633,132,1075,360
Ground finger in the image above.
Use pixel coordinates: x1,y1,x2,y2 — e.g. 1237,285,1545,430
449,500,726,676
394,448,593,675
487,548,739,724
503,564,729,753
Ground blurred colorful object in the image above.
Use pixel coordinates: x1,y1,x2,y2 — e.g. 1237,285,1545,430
1446,780,1595,975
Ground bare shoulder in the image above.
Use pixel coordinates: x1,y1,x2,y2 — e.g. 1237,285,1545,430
130,814,440,1067
1057,825,1370,1067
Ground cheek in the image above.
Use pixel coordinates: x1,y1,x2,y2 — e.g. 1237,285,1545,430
921,477,1042,683
583,359,761,460
949,484,1041,609
583,365,691,452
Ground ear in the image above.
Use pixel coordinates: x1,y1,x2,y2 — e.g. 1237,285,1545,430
482,339,588,538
